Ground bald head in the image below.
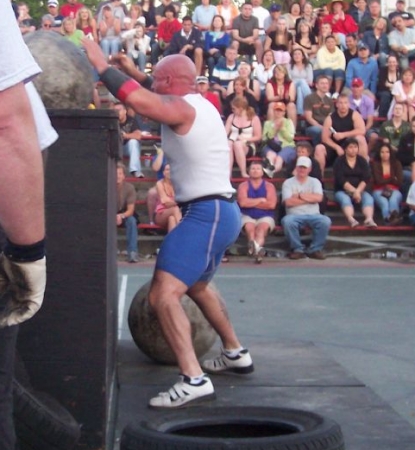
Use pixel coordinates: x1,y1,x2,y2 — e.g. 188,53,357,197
152,55,196,95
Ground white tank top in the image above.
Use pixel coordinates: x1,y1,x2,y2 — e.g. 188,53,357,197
161,94,235,203
0,2,58,151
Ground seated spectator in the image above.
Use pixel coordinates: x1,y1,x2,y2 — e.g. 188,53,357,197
377,54,401,119
371,143,404,225
116,163,139,263
18,2,37,34
150,4,182,66
406,177,415,226
380,103,411,151
333,138,377,228
75,6,98,42
362,18,389,68
227,62,261,102
264,3,282,35
359,0,390,35
313,35,346,99
122,23,151,72
140,0,157,42
126,3,146,30
231,2,262,62
263,17,293,67
225,97,262,178
47,0,64,29
349,0,370,26
112,102,144,178
344,41,378,99
211,46,240,99
196,76,222,116
397,116,415,196
237,161,278,263
388,0,415,29
265,64,297,126
281,156,331,260
344,33,359,67
216,0,239,31
62,17,85,47
388,67,415,121
295,2,319,36
98,5,121,59
192,0,217,35
146,146,167,225
322,0,358,49
204,15,231,80
254,49,276,112
261,102,296,178
40,14,55,31
223,76,259,118
288,48,313,115
167,16,204,76
283,2,301,33
252,0,271,48
317,94,368,172
154,164,182,232
348,77,379,152
285,140,323,182
317,21,340,47
304,75,335,146
388,14,415,70
293,19,318,64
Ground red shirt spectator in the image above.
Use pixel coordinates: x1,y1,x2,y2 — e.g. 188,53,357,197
196,76,223,116
60,0,84,18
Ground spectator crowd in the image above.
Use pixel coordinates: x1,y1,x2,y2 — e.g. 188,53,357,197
16,0,415,260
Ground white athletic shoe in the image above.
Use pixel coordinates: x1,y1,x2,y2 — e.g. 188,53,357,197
148,374,216,409
201,348,254,375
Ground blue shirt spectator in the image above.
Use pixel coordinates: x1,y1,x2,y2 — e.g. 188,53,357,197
345,41,378,92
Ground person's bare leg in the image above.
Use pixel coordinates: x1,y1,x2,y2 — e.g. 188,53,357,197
187,281,242,350
234,142,248,177
244,223,255,243
314,145,327,173
148,270,203,377
254,223,270,247
193,48,203,76
343,205,356,224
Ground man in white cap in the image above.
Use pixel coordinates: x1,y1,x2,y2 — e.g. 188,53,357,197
281,156,331,260
47,0,64,28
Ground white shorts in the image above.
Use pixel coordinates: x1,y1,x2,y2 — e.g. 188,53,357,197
241,214,275,232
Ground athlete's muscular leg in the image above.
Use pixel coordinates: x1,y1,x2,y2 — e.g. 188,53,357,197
187,281,242,351
148,270,203,377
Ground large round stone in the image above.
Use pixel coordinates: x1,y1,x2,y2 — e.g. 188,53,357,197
24,31,94,109
128,281,218,365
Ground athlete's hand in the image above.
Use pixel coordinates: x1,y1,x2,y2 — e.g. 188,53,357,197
0,254,46,328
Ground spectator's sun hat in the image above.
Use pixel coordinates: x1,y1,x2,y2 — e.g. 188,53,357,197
269,4,282,13
273,101,286,111
48,0,59,6
351,77,364,87
196,76,209,84
357,41,369,51
296,156,312,168
327,0,349,13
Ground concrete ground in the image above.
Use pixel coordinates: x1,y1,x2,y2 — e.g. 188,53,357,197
115,257,415,449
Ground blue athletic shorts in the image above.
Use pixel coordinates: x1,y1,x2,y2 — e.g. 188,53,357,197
155,198,241,287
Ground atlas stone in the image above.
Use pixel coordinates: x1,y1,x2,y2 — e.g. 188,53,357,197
128,281,217,365
24,31,94,109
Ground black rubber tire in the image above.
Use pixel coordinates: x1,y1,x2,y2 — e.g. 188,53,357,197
120,406,344,450
13,380,81,450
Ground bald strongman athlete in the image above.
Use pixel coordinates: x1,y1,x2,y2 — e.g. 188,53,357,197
83,39,254,409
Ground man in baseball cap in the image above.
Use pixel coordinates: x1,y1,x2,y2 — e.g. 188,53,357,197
281,156,331,260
